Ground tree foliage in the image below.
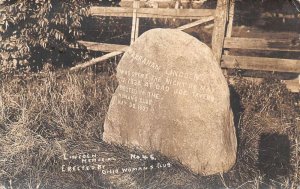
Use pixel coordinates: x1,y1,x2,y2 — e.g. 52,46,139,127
0,0,90,72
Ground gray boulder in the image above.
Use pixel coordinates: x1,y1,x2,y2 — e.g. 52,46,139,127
103,28,237,175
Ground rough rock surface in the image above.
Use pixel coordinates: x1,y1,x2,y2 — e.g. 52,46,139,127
103,28,237,175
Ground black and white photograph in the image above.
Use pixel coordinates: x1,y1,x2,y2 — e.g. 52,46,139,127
0,0,299,188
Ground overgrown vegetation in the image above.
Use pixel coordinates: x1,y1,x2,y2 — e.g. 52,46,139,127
0,69,299,188
0,0,90,72
226,76,300,188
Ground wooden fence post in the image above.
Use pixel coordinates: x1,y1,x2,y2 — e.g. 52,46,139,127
130,0,140,44
226,0,235,38
212,0,229,64
223,0,235,78
224,0,235,57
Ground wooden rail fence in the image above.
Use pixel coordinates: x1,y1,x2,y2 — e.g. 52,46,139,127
71,0,300,93
221,0,299,92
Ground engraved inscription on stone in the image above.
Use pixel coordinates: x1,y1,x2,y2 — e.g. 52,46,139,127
104,28,237,176
115,48,216,113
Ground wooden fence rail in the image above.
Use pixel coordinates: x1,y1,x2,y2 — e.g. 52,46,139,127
220,0,299,92
224,37,300,52
222,55,300,73
90,6,215,19
76,41,128,52
71,0,299,92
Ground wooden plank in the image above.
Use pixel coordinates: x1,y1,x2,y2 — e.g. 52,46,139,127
228,77,299,93
212,0,229,63
234,10,300,19
282,79,300,93
135,16,140,40
226,0,235,38
259,12,299,19
224,0,235,57
90,7,133,17
119,0,207,8
70,48,128,71
75,41,128,52
137,8,215,19
90,6,215,19
232,26,299,40
224,37,300,52
222,55,300,73
177,16,214,31
130,1,140,44
120,0,169,8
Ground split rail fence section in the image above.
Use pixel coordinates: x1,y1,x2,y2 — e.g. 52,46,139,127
222,0,300,93
71,0,300,93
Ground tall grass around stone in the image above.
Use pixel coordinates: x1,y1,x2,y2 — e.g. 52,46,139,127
0,68,299,188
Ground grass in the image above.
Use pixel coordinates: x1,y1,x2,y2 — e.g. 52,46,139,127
0,67,299,189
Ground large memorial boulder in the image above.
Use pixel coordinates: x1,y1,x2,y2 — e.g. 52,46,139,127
103,28,237,175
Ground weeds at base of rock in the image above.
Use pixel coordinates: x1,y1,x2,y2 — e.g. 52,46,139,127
0,70,299,189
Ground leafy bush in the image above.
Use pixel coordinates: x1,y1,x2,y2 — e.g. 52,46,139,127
0,0,90,72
